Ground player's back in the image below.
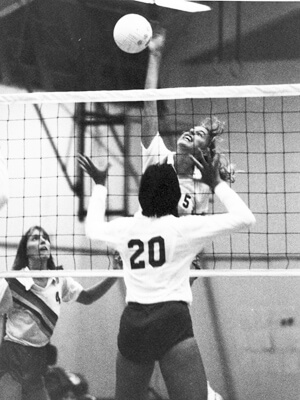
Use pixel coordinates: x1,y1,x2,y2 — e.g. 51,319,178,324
117,214,200,305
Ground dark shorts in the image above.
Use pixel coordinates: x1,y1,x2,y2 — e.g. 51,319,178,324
118,301,194,364
0,340,48,392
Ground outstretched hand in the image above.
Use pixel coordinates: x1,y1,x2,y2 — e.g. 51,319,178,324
78,154,108,185
189,151,222,192
148,22,166,55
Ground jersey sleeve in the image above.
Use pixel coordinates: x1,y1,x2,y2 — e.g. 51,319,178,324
141,132,172,172
61,277,83,303
179,181,255,244
85,184,127,248
0,278,8,299
0,278,12,313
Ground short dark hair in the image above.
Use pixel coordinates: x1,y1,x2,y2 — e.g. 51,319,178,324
139,164,181,218
12,226,57,270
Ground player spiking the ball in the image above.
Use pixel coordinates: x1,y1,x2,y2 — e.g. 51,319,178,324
142,24,236,217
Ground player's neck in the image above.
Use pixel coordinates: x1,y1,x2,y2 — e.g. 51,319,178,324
174,154,194,177
33,277,48,287
28,258,48,271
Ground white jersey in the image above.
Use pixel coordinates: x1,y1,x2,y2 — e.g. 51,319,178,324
86,182,255,305
142,133,210,216
5,274,83,347
0,278,12,314
0,279,8,302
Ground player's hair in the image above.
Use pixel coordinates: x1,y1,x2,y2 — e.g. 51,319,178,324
139,164,181,218
201,115,225,141
12,225,57,270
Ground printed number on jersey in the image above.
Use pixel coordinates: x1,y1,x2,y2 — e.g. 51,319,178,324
182,194,192,209
128,236,166,269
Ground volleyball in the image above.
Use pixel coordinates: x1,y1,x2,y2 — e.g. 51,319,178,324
113,14,153,54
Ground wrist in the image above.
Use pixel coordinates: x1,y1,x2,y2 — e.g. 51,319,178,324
94,179,105,185
149,49,162,59
211,179,222,193
93,174,106,185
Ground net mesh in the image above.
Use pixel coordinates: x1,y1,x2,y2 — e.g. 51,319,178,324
0,84,299,277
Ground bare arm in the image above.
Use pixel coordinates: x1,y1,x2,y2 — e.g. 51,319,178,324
78,154,116,242
142,25,166,148
76,252,121,305
76,277,118,305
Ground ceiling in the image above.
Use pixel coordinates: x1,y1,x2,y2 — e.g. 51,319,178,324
185,6,300,64
0,0,201,92
1,1,299,93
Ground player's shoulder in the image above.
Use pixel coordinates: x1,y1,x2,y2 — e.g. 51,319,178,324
176,214,203,228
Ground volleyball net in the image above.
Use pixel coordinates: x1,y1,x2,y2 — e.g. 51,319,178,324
0,84,299,277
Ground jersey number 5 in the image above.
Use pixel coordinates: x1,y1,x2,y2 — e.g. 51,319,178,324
182,194,191,209
128,236,166,269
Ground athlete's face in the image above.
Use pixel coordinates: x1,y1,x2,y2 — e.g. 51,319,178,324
26,228,51,265
177,126,211,156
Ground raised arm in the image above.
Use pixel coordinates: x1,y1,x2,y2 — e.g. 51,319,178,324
78,154,122,245
76,155,120,304
78,154,108,241
142,24,166,149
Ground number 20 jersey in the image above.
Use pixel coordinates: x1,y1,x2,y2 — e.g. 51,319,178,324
86,184,255,305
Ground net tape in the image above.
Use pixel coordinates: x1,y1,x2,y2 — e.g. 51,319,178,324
1,84,300,104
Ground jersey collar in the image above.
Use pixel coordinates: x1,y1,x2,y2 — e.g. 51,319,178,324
16,267,57,290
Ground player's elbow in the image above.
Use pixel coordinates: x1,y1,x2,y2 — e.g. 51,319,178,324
85,219,108,242
232,210,256,230
243,211,256,228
